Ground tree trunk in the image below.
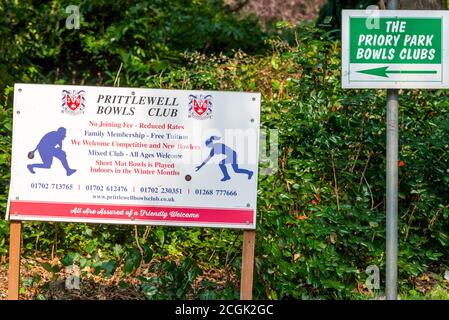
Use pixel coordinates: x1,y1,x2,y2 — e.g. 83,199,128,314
400,0,447,9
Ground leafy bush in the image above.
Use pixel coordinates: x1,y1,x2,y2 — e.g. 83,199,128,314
0,86,13,257
0,0,267,90
140,24,449,298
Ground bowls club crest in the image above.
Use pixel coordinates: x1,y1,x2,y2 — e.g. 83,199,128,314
62,89,86,115
188,94,212,119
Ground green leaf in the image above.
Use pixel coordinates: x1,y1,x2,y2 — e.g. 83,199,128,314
42,262,54,273
101,260,117,276
85,241,97,254
113,244,123,257
155,229,165,247
62,252,80,266
124,248,142,274
79,258,88,268
143,285,159,299
271,57,279,70
142,244,153,263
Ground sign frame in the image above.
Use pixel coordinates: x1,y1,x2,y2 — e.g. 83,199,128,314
342,10,449,89
7,83,261,230
6,83,260,300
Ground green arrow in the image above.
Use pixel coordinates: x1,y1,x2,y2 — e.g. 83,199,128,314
357,66,437,78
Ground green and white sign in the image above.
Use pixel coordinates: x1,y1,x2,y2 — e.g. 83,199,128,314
342,10,449,89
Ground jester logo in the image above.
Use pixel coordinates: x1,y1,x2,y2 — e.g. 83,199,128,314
61,90,86,115
188,94,212,119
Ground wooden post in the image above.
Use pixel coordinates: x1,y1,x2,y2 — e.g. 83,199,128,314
8,220,22,300
240,230,256,300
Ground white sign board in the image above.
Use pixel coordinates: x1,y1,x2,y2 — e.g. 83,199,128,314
342,10,449,89
7,84,260,229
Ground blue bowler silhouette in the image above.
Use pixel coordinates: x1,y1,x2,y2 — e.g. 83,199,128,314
27,127,76,176
195,136,253,182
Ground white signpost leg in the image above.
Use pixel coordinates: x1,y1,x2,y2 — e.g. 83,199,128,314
386,0,399,300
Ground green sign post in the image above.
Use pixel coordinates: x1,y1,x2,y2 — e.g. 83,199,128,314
342,10,449,89
342,4,449,300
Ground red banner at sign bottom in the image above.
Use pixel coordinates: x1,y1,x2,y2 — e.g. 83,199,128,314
8,201,255,228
